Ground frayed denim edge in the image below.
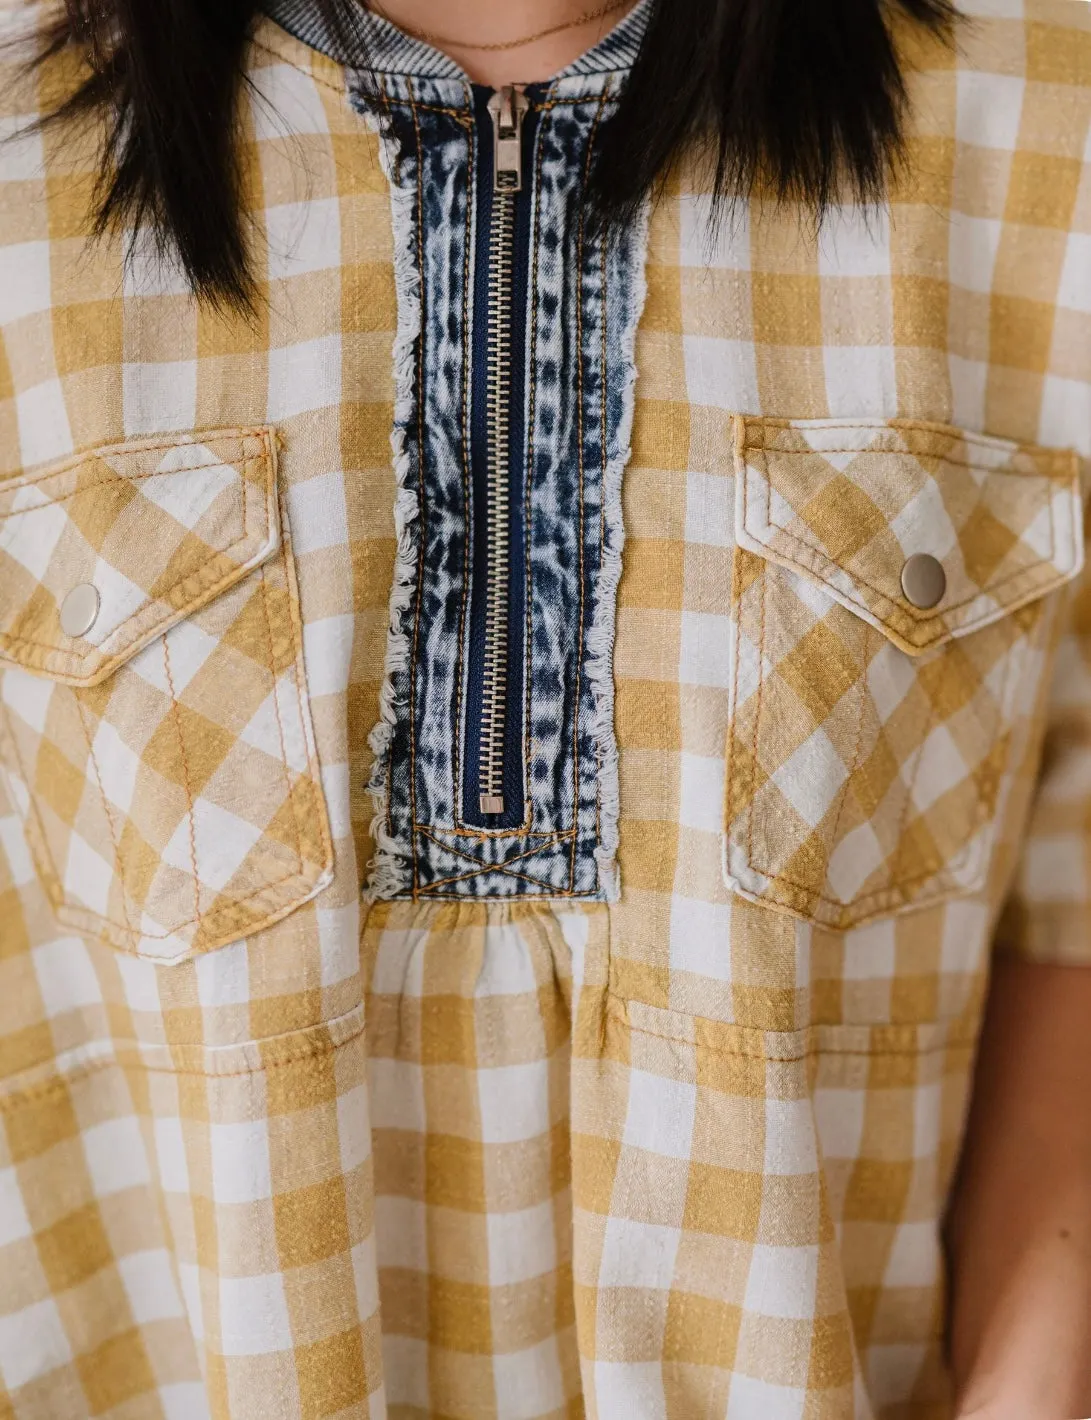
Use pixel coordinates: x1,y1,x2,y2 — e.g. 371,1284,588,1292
585,202,651,901
363,113,421,901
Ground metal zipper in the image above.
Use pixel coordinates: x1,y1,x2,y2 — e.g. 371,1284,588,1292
476,86,528,817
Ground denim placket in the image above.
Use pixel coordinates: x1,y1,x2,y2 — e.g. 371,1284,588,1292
264,0,651,899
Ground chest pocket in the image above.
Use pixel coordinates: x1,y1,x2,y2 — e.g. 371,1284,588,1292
724,417,1083,930
0,428,332,963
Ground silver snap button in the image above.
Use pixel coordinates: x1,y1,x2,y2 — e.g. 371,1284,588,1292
60,583,101,639
900,553,946,610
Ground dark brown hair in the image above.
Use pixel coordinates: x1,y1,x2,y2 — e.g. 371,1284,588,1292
28,0,958,308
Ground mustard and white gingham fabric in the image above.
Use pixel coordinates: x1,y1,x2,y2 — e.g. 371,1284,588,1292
0,427,333,960
725,416,1082,929
1,0,1091,1416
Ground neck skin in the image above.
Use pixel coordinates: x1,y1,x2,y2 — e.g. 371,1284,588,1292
367,0,636,85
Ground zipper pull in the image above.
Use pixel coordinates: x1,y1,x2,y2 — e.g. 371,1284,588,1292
488,85,529,193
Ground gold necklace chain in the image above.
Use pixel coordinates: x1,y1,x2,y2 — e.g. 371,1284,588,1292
367,0,632,52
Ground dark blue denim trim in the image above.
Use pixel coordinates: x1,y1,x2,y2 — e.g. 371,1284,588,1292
260,1,650,899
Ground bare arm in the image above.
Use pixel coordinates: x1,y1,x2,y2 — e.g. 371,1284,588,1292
946,958,1091,1419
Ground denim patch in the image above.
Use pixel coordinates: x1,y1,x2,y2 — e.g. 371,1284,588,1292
264,0,651,899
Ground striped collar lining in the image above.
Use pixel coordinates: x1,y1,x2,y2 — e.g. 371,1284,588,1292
261,0,651,80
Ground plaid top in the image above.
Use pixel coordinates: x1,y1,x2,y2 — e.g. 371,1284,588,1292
1,0,1090,1416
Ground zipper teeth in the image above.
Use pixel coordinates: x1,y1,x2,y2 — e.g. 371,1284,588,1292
479,186,515,814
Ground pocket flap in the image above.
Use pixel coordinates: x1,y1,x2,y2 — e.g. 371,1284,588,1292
0,428,279,686
734,417,1084,657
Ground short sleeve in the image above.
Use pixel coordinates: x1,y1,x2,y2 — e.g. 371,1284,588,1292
997,546,1091,964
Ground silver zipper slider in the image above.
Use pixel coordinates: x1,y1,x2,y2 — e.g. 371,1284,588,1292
488,85,528,193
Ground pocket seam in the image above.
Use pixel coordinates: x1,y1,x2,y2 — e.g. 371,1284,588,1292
0,428,271,498
742,443,1071,651
0,1002,367,1111
0,696,324,947
742,540,768,871
0,435,275,683
258,559,304,912
724,415,1078,930
0,557,334,959
727,559,987,926
613,991,979,1060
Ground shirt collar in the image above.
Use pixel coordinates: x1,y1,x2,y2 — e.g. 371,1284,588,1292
261,0,651,82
